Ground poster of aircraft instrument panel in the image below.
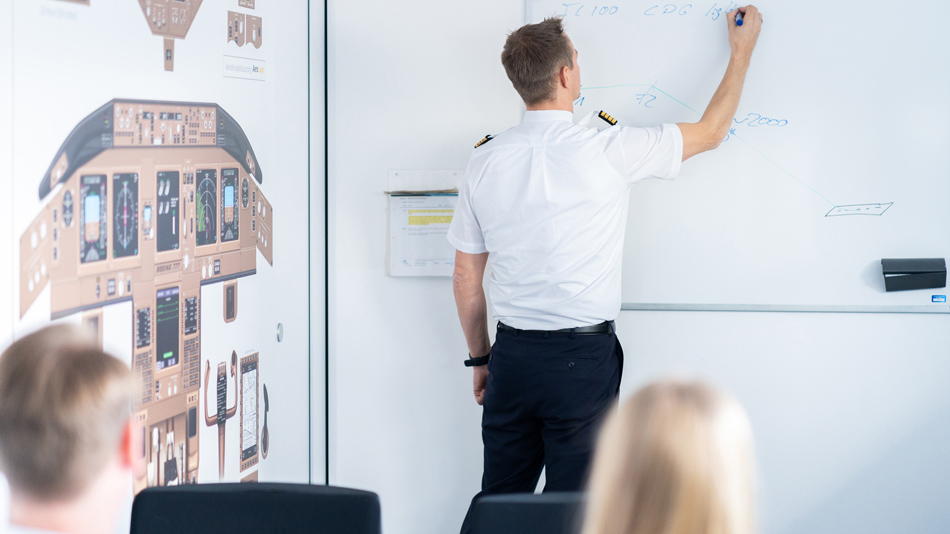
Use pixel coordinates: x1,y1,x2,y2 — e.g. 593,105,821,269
6,0,311,490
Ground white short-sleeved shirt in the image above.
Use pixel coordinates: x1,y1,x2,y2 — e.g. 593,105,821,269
447,110,683,330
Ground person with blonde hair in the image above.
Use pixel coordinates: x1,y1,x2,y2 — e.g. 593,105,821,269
583,380,757,534
0,324,137,534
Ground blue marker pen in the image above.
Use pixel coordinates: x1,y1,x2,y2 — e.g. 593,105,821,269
736,11,743,26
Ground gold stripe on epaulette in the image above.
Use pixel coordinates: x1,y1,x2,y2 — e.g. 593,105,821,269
598,111,617,126
474,134,494,148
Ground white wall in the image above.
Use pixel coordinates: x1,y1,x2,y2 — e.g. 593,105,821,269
327,0,522,532
328,290,950,534
617,310,950,534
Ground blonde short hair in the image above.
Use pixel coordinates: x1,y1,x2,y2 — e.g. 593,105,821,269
0,324,133,500
582,380,756,534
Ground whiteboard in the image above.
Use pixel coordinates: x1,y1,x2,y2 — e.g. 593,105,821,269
528,1,950,308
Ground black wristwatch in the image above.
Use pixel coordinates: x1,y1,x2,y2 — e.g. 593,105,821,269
464,352,490,367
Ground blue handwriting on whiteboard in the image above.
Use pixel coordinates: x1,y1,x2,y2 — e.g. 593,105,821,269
636,93,657,107
706,2,739,21
734,113,788,128
627,3,748,21
644,4,693,16
574,82,890,214
560,3,619,16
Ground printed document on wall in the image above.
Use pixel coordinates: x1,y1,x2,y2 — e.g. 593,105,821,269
389,194,458,276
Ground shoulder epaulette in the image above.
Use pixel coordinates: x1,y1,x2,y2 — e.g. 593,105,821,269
598,111,617,126
474,134,494,148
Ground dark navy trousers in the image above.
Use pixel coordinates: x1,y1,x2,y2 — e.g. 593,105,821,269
460,324,623,534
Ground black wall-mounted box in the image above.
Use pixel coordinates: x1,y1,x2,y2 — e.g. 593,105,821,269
881,258,947,292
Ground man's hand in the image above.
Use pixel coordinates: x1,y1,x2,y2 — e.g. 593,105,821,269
473,365,489,405
679,4,764,160
727,5,762,60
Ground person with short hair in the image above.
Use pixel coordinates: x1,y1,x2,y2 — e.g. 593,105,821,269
450,9,762,532
582,380,757,534
0,324,137,534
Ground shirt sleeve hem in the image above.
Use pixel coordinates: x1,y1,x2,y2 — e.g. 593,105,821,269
664,123,684,180
447,232,488,254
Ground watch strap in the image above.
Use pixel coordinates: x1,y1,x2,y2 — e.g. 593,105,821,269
464,353,490,367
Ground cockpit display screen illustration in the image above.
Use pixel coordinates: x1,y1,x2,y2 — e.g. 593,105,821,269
156,287,180,371
221,168,239,243
113,173,139,259
80,175,108,264
196,169,217,247
156,170,180,252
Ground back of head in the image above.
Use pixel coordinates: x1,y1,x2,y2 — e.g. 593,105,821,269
501,17,575,106
0,324,133,501
583,380,756,534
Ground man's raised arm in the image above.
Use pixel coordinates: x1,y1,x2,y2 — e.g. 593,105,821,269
678,5,763,161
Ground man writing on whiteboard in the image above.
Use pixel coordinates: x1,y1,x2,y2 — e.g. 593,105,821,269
449,6,762,529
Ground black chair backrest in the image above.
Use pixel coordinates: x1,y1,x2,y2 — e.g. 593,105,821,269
469,492,586,534
130,483,381,534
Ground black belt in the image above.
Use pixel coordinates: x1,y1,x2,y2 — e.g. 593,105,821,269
497,320,615,335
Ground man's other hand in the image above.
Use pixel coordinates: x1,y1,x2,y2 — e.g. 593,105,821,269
473,365,489,405
728,5,762,60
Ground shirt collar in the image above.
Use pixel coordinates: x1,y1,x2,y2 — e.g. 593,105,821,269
522,110,575,124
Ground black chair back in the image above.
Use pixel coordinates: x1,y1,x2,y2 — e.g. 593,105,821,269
130,483,381,534
469,492,586,534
